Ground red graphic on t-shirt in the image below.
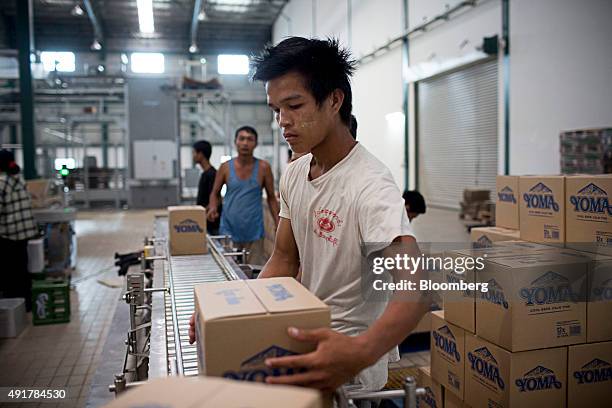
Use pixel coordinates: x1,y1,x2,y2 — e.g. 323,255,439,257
317,217,335,233
314,208,343,246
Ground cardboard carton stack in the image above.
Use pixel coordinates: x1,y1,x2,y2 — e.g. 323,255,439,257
560,128,612,174
416,365,444,408
495,176,520,230
565,175,612,256
435,213,612,406
460,189,494,223
470,227,520,248
519,176,566,246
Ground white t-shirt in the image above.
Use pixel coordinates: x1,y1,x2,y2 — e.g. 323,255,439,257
279,143,414,390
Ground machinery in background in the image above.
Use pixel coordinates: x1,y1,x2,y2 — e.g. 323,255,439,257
26,178,77,277
560,127,612,174
127,78,180,209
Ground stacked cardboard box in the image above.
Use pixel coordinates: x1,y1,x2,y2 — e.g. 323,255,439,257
544,248,612,343
476,251,588,351
460,189,494,223
443,245,549,334
567,341,612,408
495,176,520,229
560,128,612,174
464,333,567,408
519,176,566,246
430,311,465,400
565,175,612,256
470,227,520,248
415,365,444,408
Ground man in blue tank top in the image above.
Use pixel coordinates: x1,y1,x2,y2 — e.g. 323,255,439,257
207,126,279,265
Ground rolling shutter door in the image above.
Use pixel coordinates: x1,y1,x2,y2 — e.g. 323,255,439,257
417,59,499,209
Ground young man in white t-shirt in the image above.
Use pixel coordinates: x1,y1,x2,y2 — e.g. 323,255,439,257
189,37,427,392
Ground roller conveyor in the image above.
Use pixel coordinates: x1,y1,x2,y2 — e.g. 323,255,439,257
150,215,247,378
107,215,426,407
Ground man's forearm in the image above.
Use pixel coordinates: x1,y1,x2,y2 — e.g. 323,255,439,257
358,300,429,366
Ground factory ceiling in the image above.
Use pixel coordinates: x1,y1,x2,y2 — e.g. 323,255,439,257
0,0,287,54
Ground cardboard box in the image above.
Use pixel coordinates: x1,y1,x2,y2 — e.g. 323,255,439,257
568,341,612,408
496,176,520,229
444,389,471,408
194,277,330,380
565,175,612,256
444,246,531,334
519,176,565,246
168,206,207,255
551,248,612,343
416,366,444,408
495,240,557,252
470,227,520,248
465,333,567,408
476,252,588,351
103,376,323,408
430,311,465,399
412,311,432,334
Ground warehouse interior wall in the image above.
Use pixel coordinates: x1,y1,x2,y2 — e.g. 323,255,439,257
274,0,612,189
508,0,612,175
273,0,407,188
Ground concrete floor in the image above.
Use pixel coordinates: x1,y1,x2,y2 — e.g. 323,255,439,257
0,207,468,407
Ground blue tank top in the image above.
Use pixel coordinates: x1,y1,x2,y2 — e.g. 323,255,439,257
220,158,264,243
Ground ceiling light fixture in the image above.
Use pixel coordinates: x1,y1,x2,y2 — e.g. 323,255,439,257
137,0,155,34
197,10,206,21
189,43,199,54
71,4,84,16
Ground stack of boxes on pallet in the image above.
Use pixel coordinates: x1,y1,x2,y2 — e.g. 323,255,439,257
560,128,612,174
425,174,612,407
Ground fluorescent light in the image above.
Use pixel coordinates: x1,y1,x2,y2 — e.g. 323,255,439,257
217,54,249,75
137,0,155,34
130,52,165,74
40,52,76,72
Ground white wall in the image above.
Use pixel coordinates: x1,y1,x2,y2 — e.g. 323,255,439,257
273,0,408,188
406,0,502,185
509,0,612,175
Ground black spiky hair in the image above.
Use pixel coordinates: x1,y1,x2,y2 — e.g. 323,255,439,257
251,37,356,125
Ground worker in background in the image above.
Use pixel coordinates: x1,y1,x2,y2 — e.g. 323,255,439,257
192,37,427,393
207,126,279,265
192,140,220,235
0,150,39,312
403,190,426,221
